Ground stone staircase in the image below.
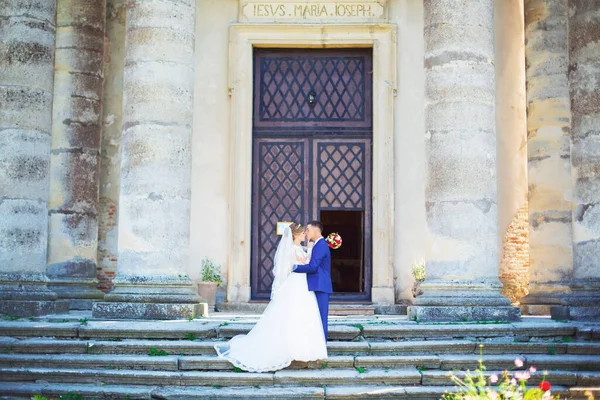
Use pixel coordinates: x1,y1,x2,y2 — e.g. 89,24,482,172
0,314,599,399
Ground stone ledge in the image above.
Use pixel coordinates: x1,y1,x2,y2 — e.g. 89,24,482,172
273,368,421,386
407,305,521,322
92,302,201,320
355,355,440,369
153,386,324,399
0,322,79,338
0,382,153,399
0,300,69,317
78,320,219,340
0,353,180,371
421,369,578,386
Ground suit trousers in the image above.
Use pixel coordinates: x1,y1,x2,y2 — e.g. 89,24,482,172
314,291,329,341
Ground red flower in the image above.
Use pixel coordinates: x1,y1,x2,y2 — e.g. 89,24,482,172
538,381,551,391
325,233,342,249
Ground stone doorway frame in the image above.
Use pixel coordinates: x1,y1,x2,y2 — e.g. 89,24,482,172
226,24,396,306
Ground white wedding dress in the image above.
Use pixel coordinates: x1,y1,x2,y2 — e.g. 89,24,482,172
214,227,327,372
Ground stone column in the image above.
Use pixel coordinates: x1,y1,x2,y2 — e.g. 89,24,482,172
46,0,106,310
408,0,520,322
92,0,200,319
520,0,573,314
0,0,68,316
556,0,600,320
97,0,126,294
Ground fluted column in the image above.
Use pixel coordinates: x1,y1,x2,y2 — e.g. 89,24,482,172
92,0,200,319
408,0,520,322
0,0,68,316
520,0,573,314
557,0,600,320
46,0,106,310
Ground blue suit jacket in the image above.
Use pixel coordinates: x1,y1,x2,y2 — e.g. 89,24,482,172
293,238,333,294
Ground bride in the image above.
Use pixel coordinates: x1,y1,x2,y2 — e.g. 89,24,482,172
214,223,327,372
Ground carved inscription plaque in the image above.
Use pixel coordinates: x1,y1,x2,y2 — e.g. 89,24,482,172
240,1,386,23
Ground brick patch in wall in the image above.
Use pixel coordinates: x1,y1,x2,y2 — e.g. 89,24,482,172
500,199,530,304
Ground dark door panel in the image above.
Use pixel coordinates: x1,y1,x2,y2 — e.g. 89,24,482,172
251,49,373,301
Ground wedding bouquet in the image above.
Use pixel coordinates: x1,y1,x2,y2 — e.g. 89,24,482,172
325,232,342,249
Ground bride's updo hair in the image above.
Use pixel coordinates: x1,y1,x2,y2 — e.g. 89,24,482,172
290,222,304,240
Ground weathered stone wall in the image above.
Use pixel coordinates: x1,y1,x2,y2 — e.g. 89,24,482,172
566,0,600,312
422,0,498,281
411,0,519,322
0,0,68,316
92,0,201,319
522,0,573,312
495,0,529,305
46,0,106,309
500,201,530,303
97,0,126,293
0,0,56,274
189,0,238,296
388,0,427,304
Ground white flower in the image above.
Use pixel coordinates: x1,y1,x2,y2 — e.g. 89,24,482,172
514,358,523,368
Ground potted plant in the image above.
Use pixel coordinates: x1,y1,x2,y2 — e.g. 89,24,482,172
411,259,426,298
198,257,222,311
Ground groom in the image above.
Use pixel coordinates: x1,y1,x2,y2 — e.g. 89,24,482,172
293,221,332,340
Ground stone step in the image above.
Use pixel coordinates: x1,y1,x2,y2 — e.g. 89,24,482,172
0,382,585,400
437,354,600,371
0,353,180,371
0,367,423,387
3,352,599,375
217,324,362,341
0,319,584,342
420,369,600,386
3,337,600,358
361,321,576,340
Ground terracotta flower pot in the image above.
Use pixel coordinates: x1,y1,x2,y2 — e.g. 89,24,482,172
198,281,218,310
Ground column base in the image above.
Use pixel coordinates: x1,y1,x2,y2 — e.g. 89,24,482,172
91,274,201,320
407,279,521,322
0,300,70,317
92,302,202,320
551,280,600,321
0,273,70,317
520,283,569,315
48,278,105,310
408,305,520,322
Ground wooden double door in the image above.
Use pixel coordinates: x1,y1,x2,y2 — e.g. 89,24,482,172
250,48,373,301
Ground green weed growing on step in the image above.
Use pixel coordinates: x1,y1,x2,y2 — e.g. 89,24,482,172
60,393,84,400
1,314,20,321
28,317,35,321
355,367,366,373
185,333,197,341
222,322,229,326
351,323,364,331
561,336,572,343
547,345,556,355
33,396,48,400
149,348,168,356
320,362,328,369
233,366,243,372
79,318,88,325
